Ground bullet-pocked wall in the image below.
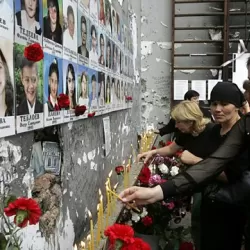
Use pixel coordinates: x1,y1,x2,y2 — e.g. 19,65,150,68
0,0,141,249
141,0,226,128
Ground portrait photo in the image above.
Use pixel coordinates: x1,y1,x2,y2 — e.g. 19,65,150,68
106,38,112,69
43,0,63,45
105,74,111,104
63,1,77,52
15,44,43,116
78,13,89,59
77,65,89,108
89,23,99,64
99,0,105,25
98,32,105,66
111,6,117,40
104,0,111,34
43,54,63,126
80,0,89,13
112,43,118,73
15,0,42,35
89,0,98,20
0,39,15,137
88,69,98,109
98,71,105,107
63,60,77,110
0,0,14,39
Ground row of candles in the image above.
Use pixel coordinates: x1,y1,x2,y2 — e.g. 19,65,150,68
74,136,154,249
140,130,155,153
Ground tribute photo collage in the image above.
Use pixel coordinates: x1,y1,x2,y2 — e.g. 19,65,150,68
0,0,134,137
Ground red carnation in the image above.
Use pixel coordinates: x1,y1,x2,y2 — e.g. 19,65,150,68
88,112,96,118
141,216,153,226
151,146,156,150
4,197,41,228
24,43,44,62
138,166,151,185
179,242,194,250
58,93,70,109
75,105,87,116
175,150,183,157
166,141,173,146
121,238,151,250
125,96,133,101
115,166,124,175
104,223,134,245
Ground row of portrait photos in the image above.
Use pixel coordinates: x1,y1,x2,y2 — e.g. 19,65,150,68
0,0,135,138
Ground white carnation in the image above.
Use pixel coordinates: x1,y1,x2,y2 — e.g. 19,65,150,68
158,163,169,174
170,166,179,176
131,211,141,222
148,164,154,172
140,207,148,218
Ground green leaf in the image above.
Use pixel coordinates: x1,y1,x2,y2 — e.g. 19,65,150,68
0,233,7,249
4,195,17,208
114,239,124,250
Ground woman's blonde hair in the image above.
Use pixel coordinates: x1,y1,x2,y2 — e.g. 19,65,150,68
171,100,210,135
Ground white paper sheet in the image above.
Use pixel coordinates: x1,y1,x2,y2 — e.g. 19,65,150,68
207,80,221,100
174,80,189,100
191,80,206,100
103,116,111,156
232,53,250,91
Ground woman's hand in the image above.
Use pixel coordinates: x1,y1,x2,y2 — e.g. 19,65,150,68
180,150,202,165
119,185,164,206
137,150,156,164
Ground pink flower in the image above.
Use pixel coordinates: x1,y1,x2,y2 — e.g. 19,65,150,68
166,202,175,210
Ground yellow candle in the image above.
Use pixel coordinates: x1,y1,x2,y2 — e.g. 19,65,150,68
87,235,91,250
107,170,113,189
96,204,101,244
105,184,111,228
112,183,118,211
88,211,94,250
122,160,127,189
99,195,104,234
80,241,86,250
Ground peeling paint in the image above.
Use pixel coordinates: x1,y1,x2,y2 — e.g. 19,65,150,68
117,0,123,6
141,16,147,23
68,122,73,130
210,69,218,77
90,161,97,171
87,149,96,161
156,58,171,65
141,41,154,58
160,21,168,28
141,66,149,72
77,158,82,165
180,69,196,74
157,42,172,50
209,29,222,40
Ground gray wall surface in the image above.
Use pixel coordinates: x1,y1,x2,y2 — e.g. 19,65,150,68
0,0,141,249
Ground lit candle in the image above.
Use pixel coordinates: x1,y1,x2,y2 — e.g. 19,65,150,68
112,183,119,211
96,204,101,244
107,170,113,190
105,184,111,228
87,235,91,250
99,194,104,234
122,160,127,189
80,241,86,250
73,244,77,250
88,210,94,250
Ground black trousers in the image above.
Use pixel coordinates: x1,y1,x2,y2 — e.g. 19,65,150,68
200,196,246,250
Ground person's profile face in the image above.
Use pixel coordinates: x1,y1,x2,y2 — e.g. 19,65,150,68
91,30,97,50
68,13,75,37
67,70,75,97
100,37,104,54
21,65,38,104
49,5,57,24
24,0,37,19
49,71,58,99
0,56,6,96
81,75,87,95
190,96,199,104
81,22,87,45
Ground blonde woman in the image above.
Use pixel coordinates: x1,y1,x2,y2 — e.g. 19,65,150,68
138,100,216,250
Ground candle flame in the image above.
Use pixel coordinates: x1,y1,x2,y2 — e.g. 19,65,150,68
108,170,113,177
80,241,86,248
100,195,103,201
97,204,99,211
87,234,91,241
113,183,118,190
88,210,92,219
122,160,125,165
99,188,102,196
73,244,77,250
129,155,132,159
